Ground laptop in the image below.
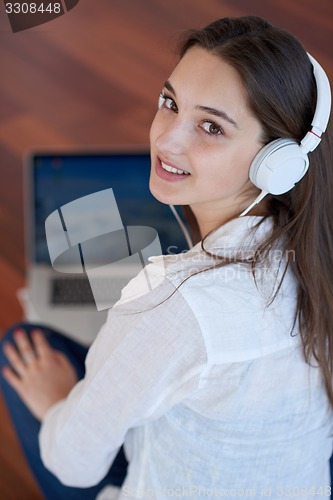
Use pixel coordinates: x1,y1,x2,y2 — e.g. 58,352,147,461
22,149,190,345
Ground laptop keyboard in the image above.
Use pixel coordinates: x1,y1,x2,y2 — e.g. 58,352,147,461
51,276,95,305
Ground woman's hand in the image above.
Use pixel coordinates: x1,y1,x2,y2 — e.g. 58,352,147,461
2,328,78,421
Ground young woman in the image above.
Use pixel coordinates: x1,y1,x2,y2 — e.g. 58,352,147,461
0,15,332,499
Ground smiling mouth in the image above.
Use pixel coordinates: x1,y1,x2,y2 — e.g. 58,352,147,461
161,161,190,175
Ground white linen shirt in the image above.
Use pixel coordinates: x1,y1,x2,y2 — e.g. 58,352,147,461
40,216,333,499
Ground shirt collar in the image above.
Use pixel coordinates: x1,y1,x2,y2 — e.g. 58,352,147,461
200,216,273,257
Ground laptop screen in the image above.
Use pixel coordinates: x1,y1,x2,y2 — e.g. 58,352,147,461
30,152,190,264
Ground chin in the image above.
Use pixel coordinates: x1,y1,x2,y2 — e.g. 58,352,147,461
149,178,175,205
149,185,175,205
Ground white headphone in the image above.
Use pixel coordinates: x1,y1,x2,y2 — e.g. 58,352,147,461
240,53,332,216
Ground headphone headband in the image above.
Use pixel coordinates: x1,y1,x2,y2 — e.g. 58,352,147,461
244,51,332,208
301,53,332,153
307,54,332,135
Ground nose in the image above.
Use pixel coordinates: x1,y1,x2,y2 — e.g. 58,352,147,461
152,113,189,157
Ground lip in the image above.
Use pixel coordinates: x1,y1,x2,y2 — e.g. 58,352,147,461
155,157,190,183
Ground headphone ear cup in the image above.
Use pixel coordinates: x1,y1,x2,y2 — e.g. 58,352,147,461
249,138,310,195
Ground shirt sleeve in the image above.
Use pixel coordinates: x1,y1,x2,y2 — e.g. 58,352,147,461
39,266,207,487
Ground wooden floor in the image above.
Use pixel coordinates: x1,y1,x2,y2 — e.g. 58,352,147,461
0,0,332,497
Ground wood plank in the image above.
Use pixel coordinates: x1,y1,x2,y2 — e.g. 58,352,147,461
0,391,42,499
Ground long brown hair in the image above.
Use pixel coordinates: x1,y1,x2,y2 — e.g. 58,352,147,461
179,17,333,406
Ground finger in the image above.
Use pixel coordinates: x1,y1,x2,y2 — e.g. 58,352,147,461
2,342,26,375
13,329,36,364
31,329,51,358
1,365,22,391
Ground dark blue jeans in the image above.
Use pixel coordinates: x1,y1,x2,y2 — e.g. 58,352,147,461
0,323,128,500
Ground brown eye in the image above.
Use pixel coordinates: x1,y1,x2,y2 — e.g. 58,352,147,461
165,98,178,112
160,94,178,112
169,100,178,112
209,124,221,134
201,121,223,136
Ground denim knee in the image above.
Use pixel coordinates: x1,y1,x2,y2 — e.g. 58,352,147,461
0,322,88,380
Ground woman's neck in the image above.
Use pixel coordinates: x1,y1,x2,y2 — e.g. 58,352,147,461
190,197,269,240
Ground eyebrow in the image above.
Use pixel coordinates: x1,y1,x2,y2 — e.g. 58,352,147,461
163,80,239,129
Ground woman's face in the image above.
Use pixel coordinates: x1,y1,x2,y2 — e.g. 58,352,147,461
149,47,264,231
